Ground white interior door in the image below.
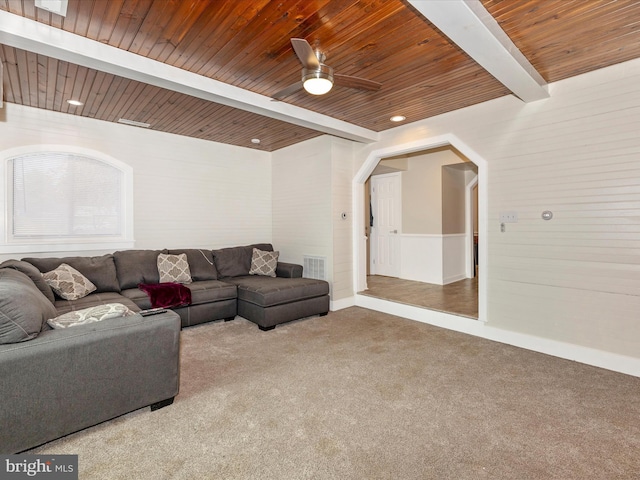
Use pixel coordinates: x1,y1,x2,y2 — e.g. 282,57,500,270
370,173,401,277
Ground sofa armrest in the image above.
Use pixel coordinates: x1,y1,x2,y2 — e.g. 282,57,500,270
276,262,303,278
0,311,181,453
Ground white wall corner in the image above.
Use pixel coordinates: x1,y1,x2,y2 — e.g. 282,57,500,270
331,296,356,311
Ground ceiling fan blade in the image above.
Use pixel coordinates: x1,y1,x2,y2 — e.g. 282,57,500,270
271,82,303,101
334,74,382,92
290,38,320,69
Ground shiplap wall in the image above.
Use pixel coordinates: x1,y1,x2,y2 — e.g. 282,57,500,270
272,135,355,303
272,135,333,289
331,138,355,301
0,103,271,261
353,58,640,358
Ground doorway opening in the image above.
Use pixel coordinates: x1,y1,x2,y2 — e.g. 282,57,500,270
353,134,487,322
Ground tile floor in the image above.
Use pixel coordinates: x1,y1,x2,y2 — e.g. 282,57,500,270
359,275,479,319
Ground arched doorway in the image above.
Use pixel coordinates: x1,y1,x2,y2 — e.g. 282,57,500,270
353,134,488,322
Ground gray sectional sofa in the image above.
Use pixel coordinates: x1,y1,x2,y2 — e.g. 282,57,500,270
0,267,181,454
0,243,329,453
20,242,329,330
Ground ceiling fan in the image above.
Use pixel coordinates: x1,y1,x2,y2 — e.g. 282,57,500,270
272,38,382,100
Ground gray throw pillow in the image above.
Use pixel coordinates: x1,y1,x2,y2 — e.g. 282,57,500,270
0,269,58,344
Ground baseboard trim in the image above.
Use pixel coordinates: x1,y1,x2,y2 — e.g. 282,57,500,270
443,273,467,285
331,296,356,311
355,295,640,378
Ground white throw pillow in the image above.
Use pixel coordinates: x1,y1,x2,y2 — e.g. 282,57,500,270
43,263,97,300
48,303,136,329
157,253,192,283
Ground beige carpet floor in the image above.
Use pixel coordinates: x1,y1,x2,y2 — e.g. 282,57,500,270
31,307,640,479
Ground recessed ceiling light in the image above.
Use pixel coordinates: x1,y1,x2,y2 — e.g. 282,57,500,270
67,99,83,106
117,118,151,128
390,115,406,122
251,138,261,144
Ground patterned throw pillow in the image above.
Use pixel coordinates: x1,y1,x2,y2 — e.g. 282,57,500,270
157,253,192,284
249,248,279,277
43,263,97,300
48,303,136,329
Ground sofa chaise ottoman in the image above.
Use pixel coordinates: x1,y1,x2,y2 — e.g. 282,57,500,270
212,244,330,331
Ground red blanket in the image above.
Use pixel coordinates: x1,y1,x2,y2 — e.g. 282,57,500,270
138,282,192,309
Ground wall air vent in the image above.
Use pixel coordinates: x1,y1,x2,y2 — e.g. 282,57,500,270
303,255,327,281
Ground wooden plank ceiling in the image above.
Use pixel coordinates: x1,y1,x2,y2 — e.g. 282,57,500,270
1,0,640,151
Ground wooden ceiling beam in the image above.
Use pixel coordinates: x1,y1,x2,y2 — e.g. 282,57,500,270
409,0,549,102
0,10,379,144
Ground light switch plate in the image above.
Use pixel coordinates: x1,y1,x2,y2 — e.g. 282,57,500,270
499,211,518,223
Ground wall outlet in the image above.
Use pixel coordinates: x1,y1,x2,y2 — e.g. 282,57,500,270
499,211,518,223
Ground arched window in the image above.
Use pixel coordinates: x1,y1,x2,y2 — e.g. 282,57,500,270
1,146,134,253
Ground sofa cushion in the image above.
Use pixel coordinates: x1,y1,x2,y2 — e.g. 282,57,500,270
0,259,55,303
24,254,120,294
168,249,218,281
213,243,273,278
275,262,303,279
48,303,136,329
138,282,191,309
249,248,279,277
0,269,58,344
186,280,238,306
122,280,237,309
54,292,141,316
158,253,192,284
113,249,167,290
228,276,329,308
119,288,152,310
43,263,97,300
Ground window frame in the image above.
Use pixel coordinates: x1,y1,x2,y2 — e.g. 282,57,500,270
0,145,134,254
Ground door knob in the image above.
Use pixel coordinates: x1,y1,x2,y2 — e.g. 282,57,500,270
390,229,397,234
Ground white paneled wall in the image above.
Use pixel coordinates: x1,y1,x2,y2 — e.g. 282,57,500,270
331,138,355,301
353,58,640,360
0,104,271,261
399,234,467,285
400,235,443,284
272,135,355,303
442,234,467,284
272,135,333,285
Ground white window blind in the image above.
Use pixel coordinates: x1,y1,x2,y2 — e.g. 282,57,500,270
11,153,123,239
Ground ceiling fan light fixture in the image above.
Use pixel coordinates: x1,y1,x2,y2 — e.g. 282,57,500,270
302,65,334,95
